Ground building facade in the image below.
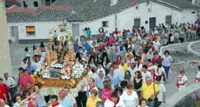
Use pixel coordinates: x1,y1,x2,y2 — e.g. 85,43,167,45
79,1,198,36
6,0,199,41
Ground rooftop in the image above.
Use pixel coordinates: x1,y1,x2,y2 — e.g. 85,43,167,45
5,0,199,23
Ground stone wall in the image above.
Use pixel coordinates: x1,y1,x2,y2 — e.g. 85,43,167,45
187,41,200,57
162,83,200,107
159,42,189,56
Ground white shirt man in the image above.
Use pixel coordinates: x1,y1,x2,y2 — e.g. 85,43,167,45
146,50,154,61
20,59,27,69
120,90,138,107
3,74,15,88
142,65,152,81
157,83,166,102
33,57,43,74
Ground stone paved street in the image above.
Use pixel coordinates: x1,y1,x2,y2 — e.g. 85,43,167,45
9,41,200,98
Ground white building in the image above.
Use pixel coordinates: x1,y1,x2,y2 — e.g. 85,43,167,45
5,0,200,42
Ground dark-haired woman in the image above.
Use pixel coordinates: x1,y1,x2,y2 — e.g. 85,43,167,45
124,71,131,82
133,71,143,98
102,56,110,75
162,50,173,80
96,53,102,65
88,57,97,71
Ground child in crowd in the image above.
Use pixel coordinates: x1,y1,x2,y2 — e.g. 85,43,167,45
176,70,188,91
195,66,200,82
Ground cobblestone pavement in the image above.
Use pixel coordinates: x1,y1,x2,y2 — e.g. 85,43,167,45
191,42,200,52
9,41,200,98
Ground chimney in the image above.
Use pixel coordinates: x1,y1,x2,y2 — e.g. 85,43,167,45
110,0,118,6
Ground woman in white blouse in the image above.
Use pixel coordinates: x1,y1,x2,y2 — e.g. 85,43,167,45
120,83,139,107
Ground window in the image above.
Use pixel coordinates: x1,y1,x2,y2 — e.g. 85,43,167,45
192,11,196,14
34,1,39,7
166,15,172,24
11,26,15,37
102,21,109,27
145,20,148,24
26,26,35,36
23,1,28,8
134,18,141,28
46,0,51,6
149,17,156,30
10,26,19,41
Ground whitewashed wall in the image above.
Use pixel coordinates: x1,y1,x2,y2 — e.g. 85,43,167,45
7,1,198,40
180,10,197,24
7,21,73,40
79,2,197,36
79,14,116,36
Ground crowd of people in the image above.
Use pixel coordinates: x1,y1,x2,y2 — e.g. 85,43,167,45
0,22,200,107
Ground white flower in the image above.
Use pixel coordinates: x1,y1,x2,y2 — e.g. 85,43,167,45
71,63,85,79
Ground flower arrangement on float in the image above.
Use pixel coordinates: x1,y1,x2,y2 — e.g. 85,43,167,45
34,25,86,89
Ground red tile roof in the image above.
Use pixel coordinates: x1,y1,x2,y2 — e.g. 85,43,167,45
6,6,72,14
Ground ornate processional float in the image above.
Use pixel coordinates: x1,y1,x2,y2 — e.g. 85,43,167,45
33,25,86,96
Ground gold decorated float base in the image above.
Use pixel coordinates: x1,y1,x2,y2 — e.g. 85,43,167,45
34,77,84,88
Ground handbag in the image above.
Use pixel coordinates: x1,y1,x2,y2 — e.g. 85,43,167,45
153,83,159,107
